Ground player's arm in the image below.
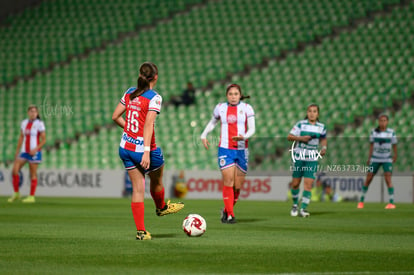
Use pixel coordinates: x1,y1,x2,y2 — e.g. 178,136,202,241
14,132,24,159
140,111,157,170
319,137,327,156
200,116,219,150
232,116,255,141
30,131,46,156
112,102,126,128
366,143,374,165
288,123,312,142
287,134,312,143
392,144,397,163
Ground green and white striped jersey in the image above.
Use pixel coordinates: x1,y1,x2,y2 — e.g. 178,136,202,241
370,128,397,163
290,119,327,161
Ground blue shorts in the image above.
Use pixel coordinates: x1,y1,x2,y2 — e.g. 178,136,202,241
19,152,42,163
218,147,248,173
119,147,164,174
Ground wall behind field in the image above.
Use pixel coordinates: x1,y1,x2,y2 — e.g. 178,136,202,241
0,168,412,203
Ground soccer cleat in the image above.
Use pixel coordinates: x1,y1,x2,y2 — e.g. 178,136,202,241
290,204,298,217
385,203,396,209
22,196,36,203
136,230,151,240
357,202,364,209
225,215,237,224
156,200,184,216
299,208,310,218
7,192,20,203
220,208,228,223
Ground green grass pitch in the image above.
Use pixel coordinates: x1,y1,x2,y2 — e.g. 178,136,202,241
1,197,413,274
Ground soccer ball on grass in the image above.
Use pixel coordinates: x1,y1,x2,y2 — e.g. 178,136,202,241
182,214,207,237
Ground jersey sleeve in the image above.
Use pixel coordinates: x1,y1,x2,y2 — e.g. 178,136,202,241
246,103,255,118
20,120,25,134
120,87,136,105
39,121,46,132
320,125,327,139
149,94,162,113
391,130,397,144
120,91,128,105
369,130,375,143
213,104,221,119
289,121,301,136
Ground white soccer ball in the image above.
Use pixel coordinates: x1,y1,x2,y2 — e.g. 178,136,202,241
182,214,207,237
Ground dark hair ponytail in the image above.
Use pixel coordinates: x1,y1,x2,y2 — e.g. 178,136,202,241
130,62,158,101
226,83,250,100
304,103,319,121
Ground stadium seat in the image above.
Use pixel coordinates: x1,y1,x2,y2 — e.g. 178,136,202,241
1,0,413,171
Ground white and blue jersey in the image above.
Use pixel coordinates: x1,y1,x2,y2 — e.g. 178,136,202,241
118,87,164,173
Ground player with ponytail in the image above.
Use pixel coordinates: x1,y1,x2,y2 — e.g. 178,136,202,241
287,103,327,217
112,62,184,240
201,84,255,224
8,105,46,203
358,113,397,209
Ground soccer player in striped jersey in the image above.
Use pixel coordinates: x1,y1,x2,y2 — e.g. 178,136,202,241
288,103,327,217
358,113,397,209
8,105,46,203
112,62,184,240
201,84,255,224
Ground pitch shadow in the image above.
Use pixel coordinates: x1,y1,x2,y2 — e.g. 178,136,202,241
153,233,180,239
236,218,265,223
307,211,334,216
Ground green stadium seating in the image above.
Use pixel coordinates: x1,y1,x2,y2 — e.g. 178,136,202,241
0,0,204,86
1,0,413,172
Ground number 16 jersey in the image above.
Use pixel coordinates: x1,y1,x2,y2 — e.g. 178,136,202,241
119,87,162,152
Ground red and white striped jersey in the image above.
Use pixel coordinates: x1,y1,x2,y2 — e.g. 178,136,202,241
119,87,162,152
20,119,45,153
213,102,255,149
